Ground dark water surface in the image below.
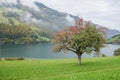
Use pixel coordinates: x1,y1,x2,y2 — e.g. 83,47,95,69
0,43,120,59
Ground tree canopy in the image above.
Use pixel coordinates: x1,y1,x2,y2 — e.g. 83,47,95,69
0,23,50,44
114,48,120,56
52,18,106,64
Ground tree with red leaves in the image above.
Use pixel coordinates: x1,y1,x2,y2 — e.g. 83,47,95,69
52,18,106,64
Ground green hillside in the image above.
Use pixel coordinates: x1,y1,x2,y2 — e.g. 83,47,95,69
0,7,51,44
0,2,120,44
0,7,22,25
107,34,120,44
0,23,50,44
0,56,120,80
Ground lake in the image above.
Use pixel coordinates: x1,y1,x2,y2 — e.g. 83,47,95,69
0,43,120,59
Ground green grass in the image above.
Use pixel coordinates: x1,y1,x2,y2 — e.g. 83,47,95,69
108,35,120,43
0,56,120,80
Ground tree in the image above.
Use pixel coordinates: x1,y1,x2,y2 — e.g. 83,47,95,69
52,18,106,64
114,48,120,56
0,23,40,44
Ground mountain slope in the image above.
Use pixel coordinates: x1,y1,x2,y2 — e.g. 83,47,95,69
0,23,50,44
107,34,120,44
0,0,120,39
0,0,78,31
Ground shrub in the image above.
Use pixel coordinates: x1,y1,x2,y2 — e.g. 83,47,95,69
101,54,107,57
4,57,24,61
114,48,120,56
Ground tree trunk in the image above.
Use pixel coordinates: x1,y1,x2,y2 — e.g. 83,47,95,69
78,54,81,65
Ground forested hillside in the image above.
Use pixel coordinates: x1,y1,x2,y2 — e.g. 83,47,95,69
0,23,50,44
0,0,120,44
107,34,120,44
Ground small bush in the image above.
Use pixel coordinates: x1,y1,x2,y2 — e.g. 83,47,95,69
0,58,5,61
101,54,107,57
114,48,120,56
4,57,24,61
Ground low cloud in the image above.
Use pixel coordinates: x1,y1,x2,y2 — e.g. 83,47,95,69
1,0,120,30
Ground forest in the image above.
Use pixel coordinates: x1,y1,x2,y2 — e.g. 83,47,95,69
0,23,50,44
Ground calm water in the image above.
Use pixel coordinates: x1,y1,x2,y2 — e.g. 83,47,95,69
0,43,120,59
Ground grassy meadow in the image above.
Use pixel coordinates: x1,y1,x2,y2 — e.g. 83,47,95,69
0,56,120,80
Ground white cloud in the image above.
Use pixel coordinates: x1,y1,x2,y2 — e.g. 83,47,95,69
0,0,17,4
66,14,75,23
21,0,40,10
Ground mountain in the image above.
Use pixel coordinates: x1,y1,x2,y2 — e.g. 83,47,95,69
106,29,120,39
0,0,120,39
107,34,120,44
0,0,78,31
94,24,120,39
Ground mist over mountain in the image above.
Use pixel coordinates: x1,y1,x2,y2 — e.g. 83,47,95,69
0,0,119,39
0,0,77,31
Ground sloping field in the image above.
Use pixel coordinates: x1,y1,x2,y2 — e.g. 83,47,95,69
0,56,120,80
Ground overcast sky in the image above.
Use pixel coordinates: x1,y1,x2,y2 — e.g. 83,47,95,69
2,0,120,30
39,0,120,31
